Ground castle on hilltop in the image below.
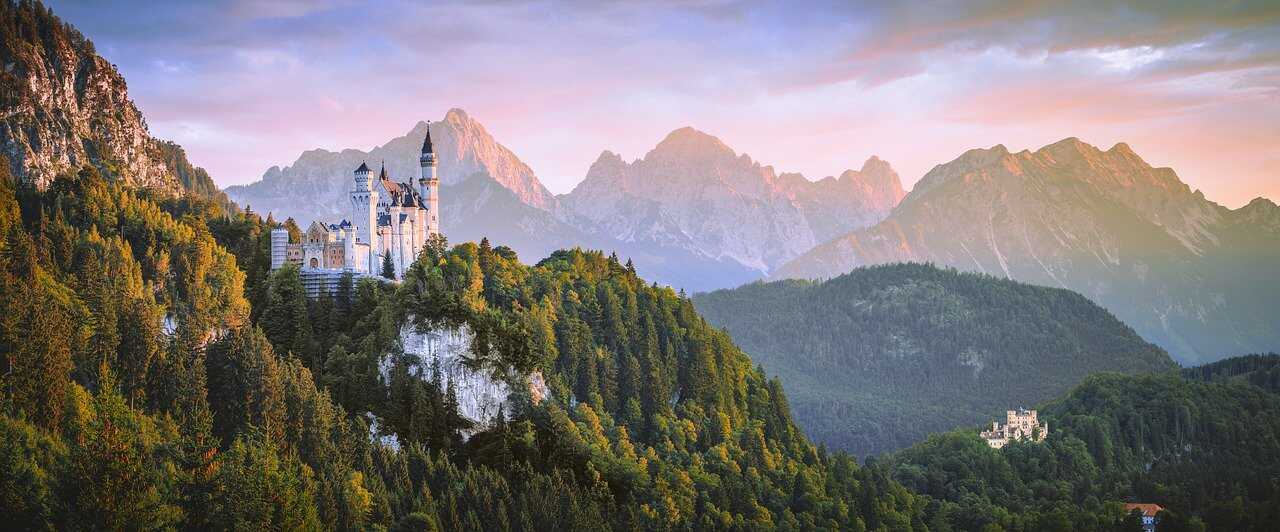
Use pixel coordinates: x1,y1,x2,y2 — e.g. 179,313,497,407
270,128,440,282
980,408,1048,449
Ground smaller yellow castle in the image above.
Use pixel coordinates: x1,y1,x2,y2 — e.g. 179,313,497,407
980,408,1048,448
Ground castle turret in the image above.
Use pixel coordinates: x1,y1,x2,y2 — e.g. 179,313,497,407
419,124,440,236
351,161,378,273
270,228,289,270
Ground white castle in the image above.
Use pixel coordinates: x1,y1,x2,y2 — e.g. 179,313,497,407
270,128,440,282
980,408,1048,449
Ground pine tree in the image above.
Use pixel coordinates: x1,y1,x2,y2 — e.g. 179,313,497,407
382,253,396,280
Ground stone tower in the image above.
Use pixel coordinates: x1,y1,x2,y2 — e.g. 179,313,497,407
270,228,288,270
419,123,440,236
351,161,378,272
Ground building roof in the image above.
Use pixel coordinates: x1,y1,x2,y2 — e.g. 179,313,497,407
355,161,370,173
1122,503,1165,517
421,123,433,155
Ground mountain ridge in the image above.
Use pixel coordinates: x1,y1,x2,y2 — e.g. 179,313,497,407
776,136,1278,364
229,116,904,290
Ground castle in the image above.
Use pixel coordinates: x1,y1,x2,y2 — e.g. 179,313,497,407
270,128,440,282
980,408,1048,449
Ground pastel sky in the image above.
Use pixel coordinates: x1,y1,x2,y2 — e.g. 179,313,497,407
51,0,1279,207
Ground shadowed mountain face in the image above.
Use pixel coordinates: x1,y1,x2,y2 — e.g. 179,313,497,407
694,263,1177,457
228,116,903,291
776,138,1280,364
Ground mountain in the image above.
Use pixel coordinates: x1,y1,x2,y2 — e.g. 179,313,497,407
226,108,555,220
229,118,897,292
693,263,1176,457
0,2,224,204
775,138,1280,364
883,367,1280,530
558,127,904,275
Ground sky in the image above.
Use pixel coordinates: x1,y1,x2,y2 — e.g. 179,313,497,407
50,0,1279,207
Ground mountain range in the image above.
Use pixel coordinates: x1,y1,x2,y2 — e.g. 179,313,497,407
774,138,1280,364
226,111,904,290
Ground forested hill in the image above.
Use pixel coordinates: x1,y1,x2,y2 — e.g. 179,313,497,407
1181,353,1280,393
693,263,1177,457
0,161,927,529
883,365,1280,530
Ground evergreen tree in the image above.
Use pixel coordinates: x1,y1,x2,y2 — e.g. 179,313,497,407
382,253,396,280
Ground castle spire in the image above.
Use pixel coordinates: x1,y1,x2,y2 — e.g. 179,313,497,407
421,121,433,155
379,160,387,180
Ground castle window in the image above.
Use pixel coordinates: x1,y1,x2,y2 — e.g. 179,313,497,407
310,258,319,268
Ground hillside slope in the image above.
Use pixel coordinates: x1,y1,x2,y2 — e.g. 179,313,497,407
884,367,1280,530
694,263,1177,457
776,138,1280,364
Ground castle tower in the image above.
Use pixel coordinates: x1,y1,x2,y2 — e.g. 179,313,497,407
419,123,440,236
270,228,288,270
351,161,378,272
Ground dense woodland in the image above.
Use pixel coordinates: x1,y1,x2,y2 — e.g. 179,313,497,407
1180,353,1280,393
882,371,1280,531
0,161,930,530
693,266,1176,457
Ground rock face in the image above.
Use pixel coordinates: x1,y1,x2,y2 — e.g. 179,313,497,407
399,324,549,433
559,127,904,274
775,138,1280,364
0,4,218,199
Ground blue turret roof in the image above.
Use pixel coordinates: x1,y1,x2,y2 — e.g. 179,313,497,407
421,123,434,156
355,161,370,173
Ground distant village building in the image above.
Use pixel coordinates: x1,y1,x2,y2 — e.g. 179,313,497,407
980,408,1048,448
1122,503,1164,532
270,128,441,293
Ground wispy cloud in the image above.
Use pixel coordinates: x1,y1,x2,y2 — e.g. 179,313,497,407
47,0,1280,207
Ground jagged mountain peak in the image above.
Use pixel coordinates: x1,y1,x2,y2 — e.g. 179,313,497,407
648,126,738,161
860,155,891,172
560,127,904,277
227,107,557,222
444,107,471,122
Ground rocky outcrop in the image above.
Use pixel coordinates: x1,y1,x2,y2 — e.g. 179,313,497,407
398,324,549,433
0,2,219,199
776,137,1280,364
558,127,904,274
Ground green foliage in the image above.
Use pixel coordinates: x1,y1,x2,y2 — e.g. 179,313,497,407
883,370,1280,531
383,252,397,280
1181,352,1280,393
693,263,1177,457
0,161,927,529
